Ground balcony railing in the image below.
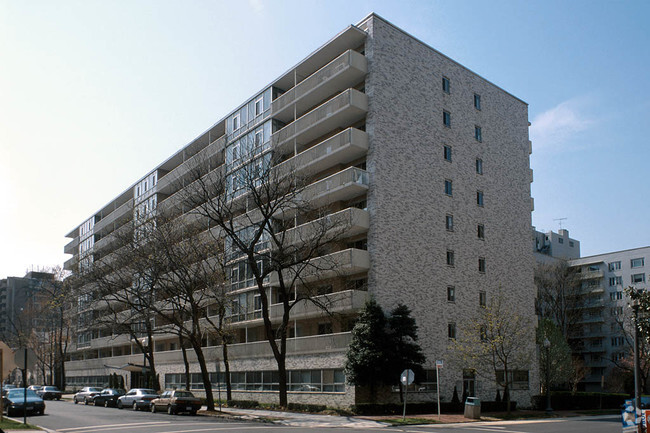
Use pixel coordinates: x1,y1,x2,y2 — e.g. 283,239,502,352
275,127,368,178
94,200,132,235
272,50,367,123
273,88,367,150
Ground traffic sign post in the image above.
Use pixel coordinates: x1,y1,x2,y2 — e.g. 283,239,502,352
400,369,415,421
15,348,36,425
436,360,443,420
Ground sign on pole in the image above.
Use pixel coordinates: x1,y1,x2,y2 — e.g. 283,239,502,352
436,360,443,420
400,369,414,421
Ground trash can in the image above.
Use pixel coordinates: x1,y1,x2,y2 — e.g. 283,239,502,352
464,397,481,419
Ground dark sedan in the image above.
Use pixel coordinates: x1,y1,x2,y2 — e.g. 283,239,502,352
92,388,126,407
37,386,63,400
116,388,158,410
3,388,45,416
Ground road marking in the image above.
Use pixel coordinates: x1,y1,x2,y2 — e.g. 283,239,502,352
58,422,172,431
163,427,280,433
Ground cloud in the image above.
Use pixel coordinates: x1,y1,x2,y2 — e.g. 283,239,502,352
249,0,264,14
530,97,594,151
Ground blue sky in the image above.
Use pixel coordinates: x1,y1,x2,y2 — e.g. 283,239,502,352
0,0,648,278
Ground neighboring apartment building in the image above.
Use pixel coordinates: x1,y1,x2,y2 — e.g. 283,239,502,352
63,14,537,406
534,228,649,391
0,271,54,343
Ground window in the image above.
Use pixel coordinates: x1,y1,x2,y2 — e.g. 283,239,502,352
445,179,453,196
569,241,575,247
476,158,483,174
232,113,240,131
448,323,456,339
632,273,646,283
479,291,486,307
442,76,450,93
478,257,486,273
254,97,263,117
477,224,485,239
474,93,481,110
609,276,623,286
631,258,645,268
447,286,455,302
611,336,625,347
444,145,452,162
446,250,455,266
496,370,529,390
609,261,622,271
475,126,482,142
558,238,564,244
476,191,484,207
609,291,623,300
318,323,333,335
446,214,454,231
479,325,487,341
443,111,451,127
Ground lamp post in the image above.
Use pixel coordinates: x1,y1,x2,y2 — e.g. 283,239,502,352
140,337,148,388
543,338,553,414
632,298,642,433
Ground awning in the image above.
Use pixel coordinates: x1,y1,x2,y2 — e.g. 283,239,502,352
103,363,149,373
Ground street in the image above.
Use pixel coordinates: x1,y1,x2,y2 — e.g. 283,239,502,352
22,400,620,433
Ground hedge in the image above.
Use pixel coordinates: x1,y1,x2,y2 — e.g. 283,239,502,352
351,401,516,415
531,392,627,410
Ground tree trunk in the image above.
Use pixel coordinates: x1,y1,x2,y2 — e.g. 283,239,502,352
181,343,191,391
277,357,288,408
222,342,232,401
191,339,215,411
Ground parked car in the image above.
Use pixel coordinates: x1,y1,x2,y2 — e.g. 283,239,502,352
2,384,17,396
27,385,42,392
73,387,103,404
3,388,45,416
116,388,158,410
37,386,63,400
92,388,126,407
150,390,202,415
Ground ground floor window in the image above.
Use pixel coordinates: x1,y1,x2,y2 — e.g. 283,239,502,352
164,369,345,393
66,375,110,388
495,370,529,390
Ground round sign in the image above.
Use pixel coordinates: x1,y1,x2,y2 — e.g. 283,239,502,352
14,348,37,370
400,369,415,385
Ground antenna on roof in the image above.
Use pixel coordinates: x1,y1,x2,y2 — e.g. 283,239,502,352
553,217,567,230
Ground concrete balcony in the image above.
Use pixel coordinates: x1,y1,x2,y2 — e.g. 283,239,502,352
65,333,353,373
94,200,132,235
273,88,367,150
156,135,226,197
275,127,368,178
269,247,370,286
64,237,79,255
272,50,367,123
304,167,368,209
63,256,76,271
282,207,369,247
580,270,604,280
229,289,368,326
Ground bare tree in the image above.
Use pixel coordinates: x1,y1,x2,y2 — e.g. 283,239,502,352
181,145,350,407
535,261,583,342
452,289,535,414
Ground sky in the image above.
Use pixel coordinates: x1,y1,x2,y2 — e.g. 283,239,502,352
1,0,649,279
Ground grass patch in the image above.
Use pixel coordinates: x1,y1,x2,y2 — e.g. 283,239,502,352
379,417,440,425
0,417,41,429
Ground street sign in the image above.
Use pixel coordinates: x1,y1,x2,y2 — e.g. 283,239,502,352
436,360,444,369
14,348,37,370
400,369,414,385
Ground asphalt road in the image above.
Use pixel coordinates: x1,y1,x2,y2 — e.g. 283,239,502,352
25,400,621,433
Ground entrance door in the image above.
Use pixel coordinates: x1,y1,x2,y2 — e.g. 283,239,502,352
463,369,476,397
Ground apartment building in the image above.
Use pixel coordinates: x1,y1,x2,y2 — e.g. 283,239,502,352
534,228,649,391
63,13,537,406
0,271,54,343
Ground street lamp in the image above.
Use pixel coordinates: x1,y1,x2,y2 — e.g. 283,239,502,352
140,337,148,388
631,298,642,433
543,338,553,414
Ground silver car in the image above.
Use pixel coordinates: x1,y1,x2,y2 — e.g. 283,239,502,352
116,388,158,410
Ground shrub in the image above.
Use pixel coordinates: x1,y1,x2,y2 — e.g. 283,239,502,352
531,392,627,410
287,402,327,412
226,399,260,409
